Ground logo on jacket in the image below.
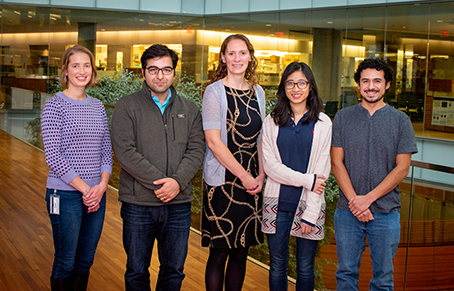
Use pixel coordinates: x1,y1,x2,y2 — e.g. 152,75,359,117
177,114,185,118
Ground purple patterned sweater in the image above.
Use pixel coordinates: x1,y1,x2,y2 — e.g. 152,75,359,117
41,91,112,191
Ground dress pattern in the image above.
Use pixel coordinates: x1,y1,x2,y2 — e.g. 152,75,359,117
202,86,264,248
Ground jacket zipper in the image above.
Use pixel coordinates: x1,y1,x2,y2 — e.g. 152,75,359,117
172,114,175,140
163,112,169,176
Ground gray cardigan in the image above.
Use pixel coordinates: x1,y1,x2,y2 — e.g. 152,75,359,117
202,79,266,186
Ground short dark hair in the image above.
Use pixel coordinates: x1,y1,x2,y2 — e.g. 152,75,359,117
141,44,179,73
271,62,323,127
354,58,393,84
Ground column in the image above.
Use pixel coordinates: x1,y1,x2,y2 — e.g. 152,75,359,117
78,22,97,55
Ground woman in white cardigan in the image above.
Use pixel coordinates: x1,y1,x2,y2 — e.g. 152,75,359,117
261,62,332,291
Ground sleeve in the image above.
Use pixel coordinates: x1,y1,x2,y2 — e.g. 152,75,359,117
202,86,222,131
171,104,205,191
111,98,166,190
397,113,418,155
256,85,266,121
40,98,78,184
261,116,315,190
301,117,333,224
100,105,113,175
331,111,343,148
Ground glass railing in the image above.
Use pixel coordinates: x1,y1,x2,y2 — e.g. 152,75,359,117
401,161,454,291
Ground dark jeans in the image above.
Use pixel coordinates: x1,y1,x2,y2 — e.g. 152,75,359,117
46,188,106,279
121,202,191,291
267,210,319,291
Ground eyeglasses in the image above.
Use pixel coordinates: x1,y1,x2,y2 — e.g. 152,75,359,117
285,80,309,90
145,66,174,75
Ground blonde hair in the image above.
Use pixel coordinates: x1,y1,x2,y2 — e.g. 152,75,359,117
59,45,98,88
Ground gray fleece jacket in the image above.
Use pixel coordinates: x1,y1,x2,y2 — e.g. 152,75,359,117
111,82,205,206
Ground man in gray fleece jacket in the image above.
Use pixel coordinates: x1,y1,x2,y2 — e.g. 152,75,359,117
111,44,205,291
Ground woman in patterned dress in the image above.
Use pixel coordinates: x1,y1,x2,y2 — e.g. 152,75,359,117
201,34,266,291
261,62,332,291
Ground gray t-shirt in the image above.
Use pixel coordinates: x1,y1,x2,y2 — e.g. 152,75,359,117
331,104,418,213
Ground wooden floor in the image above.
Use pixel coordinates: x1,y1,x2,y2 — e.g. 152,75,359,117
0,129,290,291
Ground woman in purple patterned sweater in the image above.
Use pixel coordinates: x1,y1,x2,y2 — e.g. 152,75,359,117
41,45,112,291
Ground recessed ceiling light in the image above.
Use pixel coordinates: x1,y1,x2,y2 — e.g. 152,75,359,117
327,21,333,24
437,20,443,23
266,24,272,27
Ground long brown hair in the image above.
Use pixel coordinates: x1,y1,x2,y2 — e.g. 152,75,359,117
209,34,258,89
59,45,98,89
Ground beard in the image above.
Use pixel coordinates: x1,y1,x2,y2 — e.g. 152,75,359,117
361,90,384,104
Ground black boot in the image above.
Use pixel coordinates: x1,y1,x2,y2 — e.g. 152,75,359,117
50,278,70,291
72,274,89,291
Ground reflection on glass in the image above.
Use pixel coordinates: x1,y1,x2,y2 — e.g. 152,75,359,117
96,45,108,70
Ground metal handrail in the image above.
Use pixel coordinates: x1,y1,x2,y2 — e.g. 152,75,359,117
410,160,454,174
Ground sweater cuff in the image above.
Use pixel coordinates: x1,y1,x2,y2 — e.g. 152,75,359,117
310,174,317,191
301,219,315,228
60,169,78,185
101,165,113,175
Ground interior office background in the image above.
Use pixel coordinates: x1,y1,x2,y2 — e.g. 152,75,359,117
0,0,453,290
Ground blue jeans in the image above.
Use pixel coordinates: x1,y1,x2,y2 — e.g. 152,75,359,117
46,188,106,279
267,210,319,291
334,208,400,291
121,202,191,291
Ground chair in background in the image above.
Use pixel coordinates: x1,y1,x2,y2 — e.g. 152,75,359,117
395,92,423,122
324,101,339,119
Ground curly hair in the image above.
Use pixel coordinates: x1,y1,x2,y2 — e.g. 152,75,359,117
208,34,258,89
354,58,393,84
271,62,323,127
59,45,98,88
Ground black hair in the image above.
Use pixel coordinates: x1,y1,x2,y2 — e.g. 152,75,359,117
141,44,179,74
354,58,393,84
271,62,323,127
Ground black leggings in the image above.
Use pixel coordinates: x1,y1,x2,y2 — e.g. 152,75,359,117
205,247,249,291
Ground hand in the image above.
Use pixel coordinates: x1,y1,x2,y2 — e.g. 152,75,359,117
349,195,372,216
154,178,180,203
240,174,259,193
83,183,107,213
247,173,265,195
301,222,314,234
355,209,374,222
313,175,326,195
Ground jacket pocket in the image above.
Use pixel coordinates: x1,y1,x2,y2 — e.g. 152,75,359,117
172,112,189,144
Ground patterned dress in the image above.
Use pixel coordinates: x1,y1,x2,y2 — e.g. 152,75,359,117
202,86,264,248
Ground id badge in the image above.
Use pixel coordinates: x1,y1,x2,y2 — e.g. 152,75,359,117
50,189,60,215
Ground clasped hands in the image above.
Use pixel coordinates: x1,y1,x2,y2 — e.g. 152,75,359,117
349,195,374,222
240,173,265,195
154,178,180,203
83,184,107,213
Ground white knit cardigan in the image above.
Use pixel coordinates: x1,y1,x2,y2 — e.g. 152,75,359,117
261,112,332,240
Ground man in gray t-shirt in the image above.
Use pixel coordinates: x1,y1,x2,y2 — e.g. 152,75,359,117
331,58,417,290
